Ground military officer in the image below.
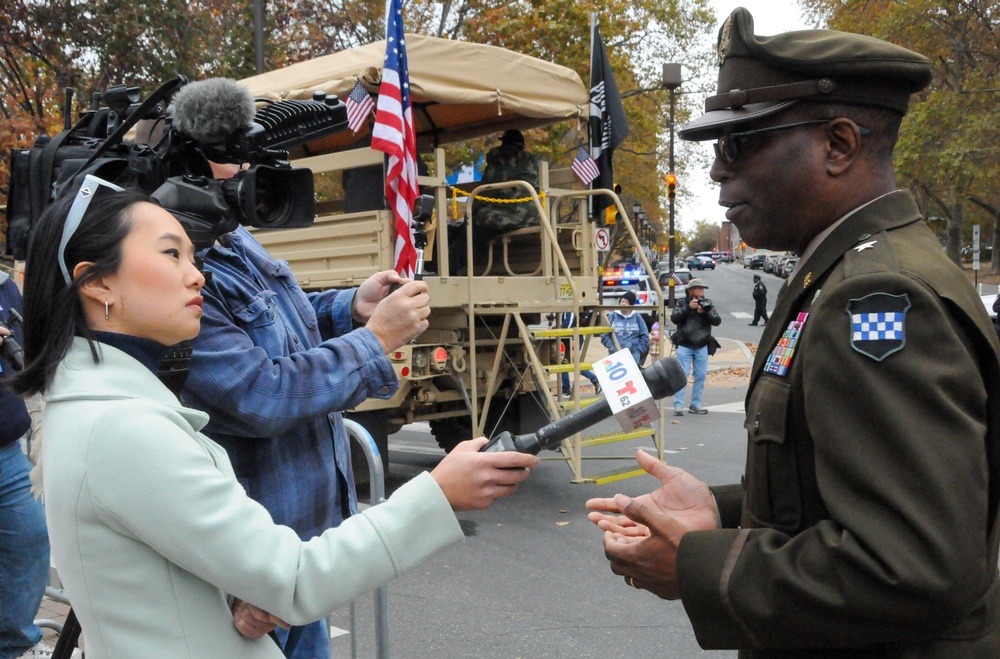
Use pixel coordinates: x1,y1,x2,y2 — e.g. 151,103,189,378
587,8,1000,657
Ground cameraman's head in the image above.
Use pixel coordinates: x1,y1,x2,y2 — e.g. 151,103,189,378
687,279,708,300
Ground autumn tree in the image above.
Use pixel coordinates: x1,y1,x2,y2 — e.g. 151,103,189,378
1,0,719,255
802,0,1000,270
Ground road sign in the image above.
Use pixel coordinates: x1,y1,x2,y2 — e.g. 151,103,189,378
974,224,981,271
595,227,610,251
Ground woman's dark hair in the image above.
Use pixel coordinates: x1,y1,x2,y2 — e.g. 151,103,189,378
10,184,152,396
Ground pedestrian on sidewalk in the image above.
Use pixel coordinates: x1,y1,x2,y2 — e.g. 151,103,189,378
601,291,650,367
560,310,599,396
749,274,769,325
0,272,50,659
668,279,721,415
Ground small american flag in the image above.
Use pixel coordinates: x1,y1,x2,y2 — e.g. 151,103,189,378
345,81,375,133
571,147,600,184
371,0,419,277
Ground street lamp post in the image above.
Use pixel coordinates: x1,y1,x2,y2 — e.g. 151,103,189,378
662,63,682,308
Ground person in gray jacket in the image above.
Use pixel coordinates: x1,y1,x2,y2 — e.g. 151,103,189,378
12,179,537,658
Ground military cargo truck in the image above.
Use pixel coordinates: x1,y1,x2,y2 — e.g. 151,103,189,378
241,35,667,482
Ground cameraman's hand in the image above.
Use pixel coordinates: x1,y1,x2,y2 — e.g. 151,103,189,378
0,326,9,341
688,298,701,312
365,280,430,351
354,270,406,322
430,438,538,511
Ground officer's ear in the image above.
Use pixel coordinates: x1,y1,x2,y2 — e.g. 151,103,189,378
824,118,865,177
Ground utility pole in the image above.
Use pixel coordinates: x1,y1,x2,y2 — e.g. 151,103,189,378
662,63,683,308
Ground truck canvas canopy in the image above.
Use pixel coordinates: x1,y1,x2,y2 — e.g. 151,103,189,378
240,33,590,153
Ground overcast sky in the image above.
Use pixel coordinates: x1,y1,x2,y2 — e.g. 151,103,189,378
678,0,814,235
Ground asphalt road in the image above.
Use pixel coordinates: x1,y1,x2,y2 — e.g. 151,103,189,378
330,264,771,658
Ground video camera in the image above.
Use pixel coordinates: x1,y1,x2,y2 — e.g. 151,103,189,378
5,76,350,258
696,298,714,312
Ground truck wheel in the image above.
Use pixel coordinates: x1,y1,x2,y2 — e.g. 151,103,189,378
429,416,469,453
430,393,549,453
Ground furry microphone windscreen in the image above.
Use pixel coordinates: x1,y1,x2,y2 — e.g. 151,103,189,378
171,78,256,146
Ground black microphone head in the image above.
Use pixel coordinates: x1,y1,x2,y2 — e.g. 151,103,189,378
643,356,689,399
171,78,255,146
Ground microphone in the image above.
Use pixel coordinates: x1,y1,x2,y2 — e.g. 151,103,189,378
481,356,689,454
171,78,256,146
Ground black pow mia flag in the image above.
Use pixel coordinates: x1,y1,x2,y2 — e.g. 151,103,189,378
846,292,911,362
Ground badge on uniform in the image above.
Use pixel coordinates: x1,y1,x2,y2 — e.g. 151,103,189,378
846,292,910,361
764,312,809,377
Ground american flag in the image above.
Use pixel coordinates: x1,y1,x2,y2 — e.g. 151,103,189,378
370,0,419,277
570,146,600,184
345,81,375,133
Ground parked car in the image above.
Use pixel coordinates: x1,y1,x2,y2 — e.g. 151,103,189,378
763,254,784,274
983,293,998,320
779,256,799,278
744,253,767,269
687,255,716,270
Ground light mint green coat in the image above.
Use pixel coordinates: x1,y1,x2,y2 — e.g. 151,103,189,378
42,338,463,658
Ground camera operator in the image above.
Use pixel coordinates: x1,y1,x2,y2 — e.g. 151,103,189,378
173,81,433,659
0,271,50,659
669,278,721,416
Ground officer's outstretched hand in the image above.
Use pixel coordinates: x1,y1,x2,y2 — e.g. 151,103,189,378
431,438,538,511
365,279,430,351
586,450,718,600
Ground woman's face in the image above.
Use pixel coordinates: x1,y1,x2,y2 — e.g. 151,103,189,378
102,202,205,345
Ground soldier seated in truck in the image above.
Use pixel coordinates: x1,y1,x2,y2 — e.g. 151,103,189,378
450,129,541,273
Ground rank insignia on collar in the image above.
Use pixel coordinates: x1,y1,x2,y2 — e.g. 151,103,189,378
846,292,911,361
764,312,809,377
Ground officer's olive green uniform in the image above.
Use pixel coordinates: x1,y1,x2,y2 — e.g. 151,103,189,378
671,8,1000,655
678,192,1000,657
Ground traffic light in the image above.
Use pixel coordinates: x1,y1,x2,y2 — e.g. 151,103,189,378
666,172,677,201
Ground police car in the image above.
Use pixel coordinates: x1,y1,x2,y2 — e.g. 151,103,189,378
600,265,660,325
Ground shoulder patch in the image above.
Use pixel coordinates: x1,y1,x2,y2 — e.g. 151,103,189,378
846,293,911,361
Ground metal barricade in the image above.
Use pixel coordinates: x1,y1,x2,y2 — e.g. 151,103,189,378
340,418,391,659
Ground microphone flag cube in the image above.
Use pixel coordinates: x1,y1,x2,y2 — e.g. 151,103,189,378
593,349,660,432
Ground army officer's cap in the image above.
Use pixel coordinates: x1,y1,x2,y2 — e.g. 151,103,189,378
679,7,933,141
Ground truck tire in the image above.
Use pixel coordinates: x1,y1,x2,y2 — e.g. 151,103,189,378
430,392,550,453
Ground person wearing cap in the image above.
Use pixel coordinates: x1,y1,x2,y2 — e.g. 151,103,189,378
668,278,721,415
600,291,650,367
749,273,768,326
454,129,541,273
588,8,1000,656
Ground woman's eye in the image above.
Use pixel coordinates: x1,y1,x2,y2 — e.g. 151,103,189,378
164,249,180,259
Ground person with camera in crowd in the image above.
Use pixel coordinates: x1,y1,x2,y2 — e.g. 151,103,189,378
668,278,720,416
600,291,650,367
0,272,50,659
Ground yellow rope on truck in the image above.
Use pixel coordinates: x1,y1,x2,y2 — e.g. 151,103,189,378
450,186,546,220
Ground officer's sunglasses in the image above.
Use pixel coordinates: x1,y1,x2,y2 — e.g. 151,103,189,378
713,119,870,166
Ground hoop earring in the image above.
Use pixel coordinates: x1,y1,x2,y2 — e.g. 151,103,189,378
104,300,109,321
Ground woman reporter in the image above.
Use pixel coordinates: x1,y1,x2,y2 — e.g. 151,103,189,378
11,176,537,658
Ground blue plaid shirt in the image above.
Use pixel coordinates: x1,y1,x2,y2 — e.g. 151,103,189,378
181,227,398,540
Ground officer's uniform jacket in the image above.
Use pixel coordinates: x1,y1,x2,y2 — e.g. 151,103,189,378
677,191,1000,657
